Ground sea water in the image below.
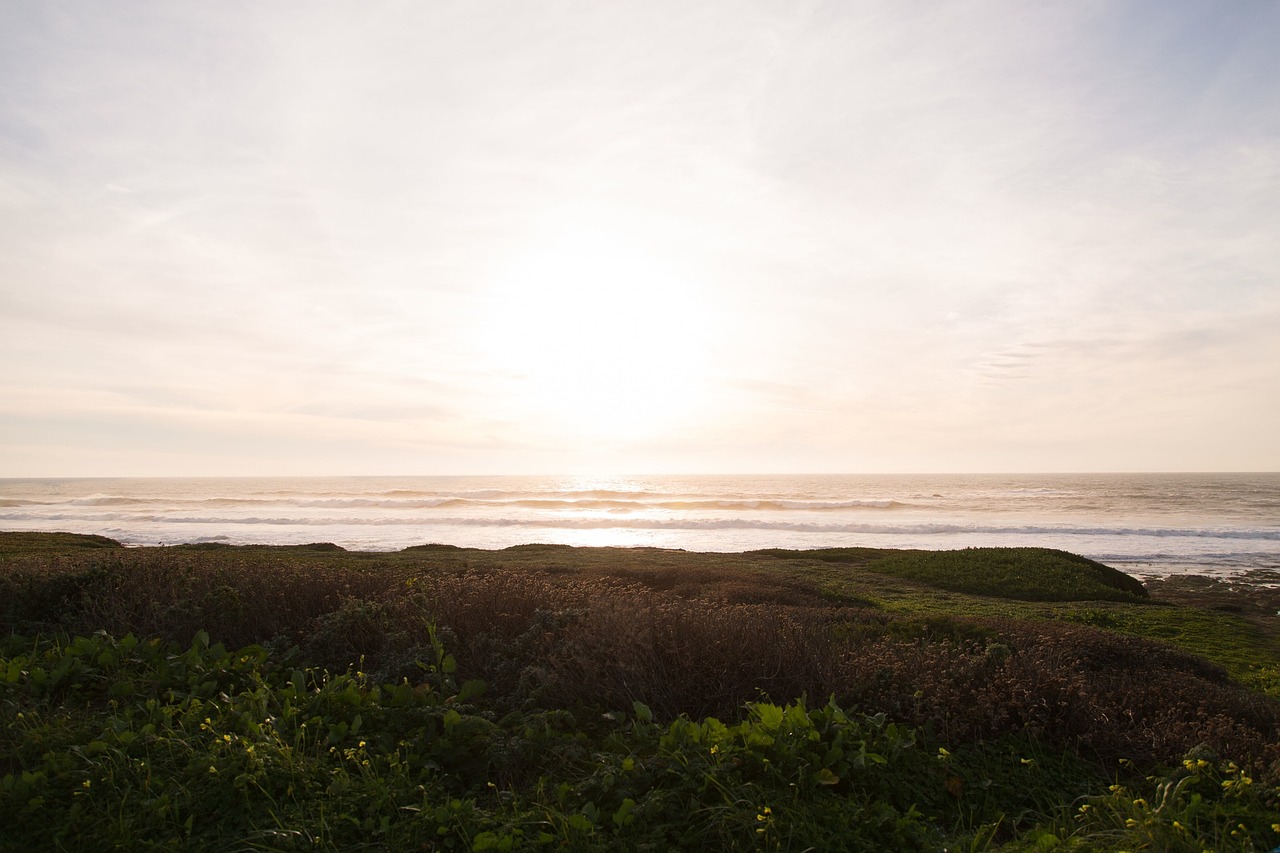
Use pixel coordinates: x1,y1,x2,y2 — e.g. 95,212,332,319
2,473,1278,579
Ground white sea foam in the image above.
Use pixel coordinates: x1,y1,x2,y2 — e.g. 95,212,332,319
7,510,1277,542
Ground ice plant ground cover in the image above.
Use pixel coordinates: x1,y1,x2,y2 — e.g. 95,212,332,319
2,532,1279,851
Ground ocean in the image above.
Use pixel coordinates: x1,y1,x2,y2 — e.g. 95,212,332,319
2,473,1278,579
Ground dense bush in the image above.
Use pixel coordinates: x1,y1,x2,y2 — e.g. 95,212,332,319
3,534,1280,850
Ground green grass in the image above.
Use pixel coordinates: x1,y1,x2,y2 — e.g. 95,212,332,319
2,533,1279,851
751,546,1280,691
0,531,123,553
1055,603,1280,697
755,546,1148,602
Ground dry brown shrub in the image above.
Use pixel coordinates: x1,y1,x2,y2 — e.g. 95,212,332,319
14,549,404,647
8,544,1278,778
835,620,1280,777
369,566,862,718
530,594,850,718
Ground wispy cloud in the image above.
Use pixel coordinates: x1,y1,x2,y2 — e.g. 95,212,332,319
2,0,1278,474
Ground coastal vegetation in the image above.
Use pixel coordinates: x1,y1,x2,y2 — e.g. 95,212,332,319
2,532,1278,851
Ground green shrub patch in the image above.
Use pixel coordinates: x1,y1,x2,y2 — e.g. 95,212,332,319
3,534,1279,851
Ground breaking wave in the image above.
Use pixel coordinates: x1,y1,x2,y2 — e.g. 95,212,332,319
5,474,1279,573
5,510,1276,542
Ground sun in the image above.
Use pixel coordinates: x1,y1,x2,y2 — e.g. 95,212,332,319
479,222,716,444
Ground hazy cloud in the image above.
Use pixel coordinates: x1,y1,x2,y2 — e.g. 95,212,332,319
2,0,1278,475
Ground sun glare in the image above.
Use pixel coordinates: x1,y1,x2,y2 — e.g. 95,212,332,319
480,223,715,444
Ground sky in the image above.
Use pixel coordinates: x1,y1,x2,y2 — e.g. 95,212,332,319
2,0,1279,477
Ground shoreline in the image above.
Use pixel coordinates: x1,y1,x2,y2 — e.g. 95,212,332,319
3,473,1277,577
6,526,1278,588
